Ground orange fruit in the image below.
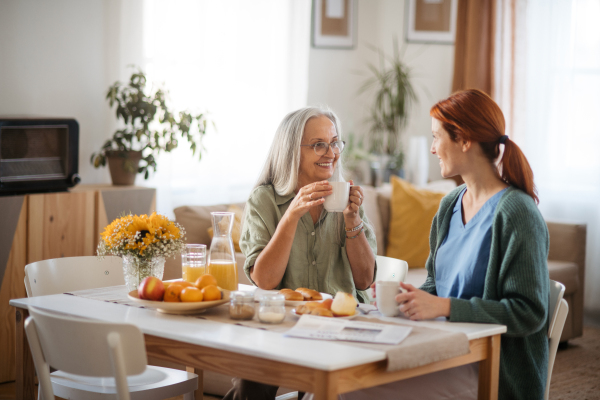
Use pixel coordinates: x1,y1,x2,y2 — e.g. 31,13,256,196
170,280,193,288
194,274,218,290
180,287,203,302
163,284,184,302
201,285,221,301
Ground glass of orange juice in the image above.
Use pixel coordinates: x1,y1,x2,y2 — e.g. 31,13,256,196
182,244,206,283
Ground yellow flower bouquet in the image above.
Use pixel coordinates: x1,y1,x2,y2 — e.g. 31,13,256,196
98,212,186,291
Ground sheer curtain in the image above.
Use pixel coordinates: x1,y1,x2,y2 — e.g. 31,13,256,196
502,0,600,313
138,0,311,217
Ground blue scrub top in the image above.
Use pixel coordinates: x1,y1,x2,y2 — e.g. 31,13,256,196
435,187,507,300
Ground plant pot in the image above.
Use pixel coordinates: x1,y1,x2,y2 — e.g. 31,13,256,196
122,255,165,292
105,150,143,186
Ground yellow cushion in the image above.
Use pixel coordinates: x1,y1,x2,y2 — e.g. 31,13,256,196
386,176,446,268
207,205,244,252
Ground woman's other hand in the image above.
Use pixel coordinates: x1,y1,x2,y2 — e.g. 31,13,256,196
287,181,332,221
343,180,363,225
396,282,451,320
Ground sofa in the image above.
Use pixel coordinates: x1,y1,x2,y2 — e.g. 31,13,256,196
164,181,586,395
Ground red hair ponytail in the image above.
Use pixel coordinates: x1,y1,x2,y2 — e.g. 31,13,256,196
430,89,538,203
501,139,538,203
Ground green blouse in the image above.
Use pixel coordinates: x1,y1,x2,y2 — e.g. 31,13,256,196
240,185,377,303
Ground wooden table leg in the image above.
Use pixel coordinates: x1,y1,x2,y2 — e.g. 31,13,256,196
186,366,203,400
478,334,501,400
313,371,339,400
15,308,35,400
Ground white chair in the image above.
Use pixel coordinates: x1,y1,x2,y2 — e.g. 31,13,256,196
366,256,409,303
24,256,125,297
25,306,197,400
546,280,569,400
23,256,198,400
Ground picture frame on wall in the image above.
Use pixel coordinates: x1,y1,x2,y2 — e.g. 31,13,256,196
406,0,458,44
312,0,357,49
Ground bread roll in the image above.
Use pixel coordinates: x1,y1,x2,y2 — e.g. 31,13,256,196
310,308,333,317
310,291,323,300
280,290,303,301
331,292,357,316
304,301,323,310
295,288,322,300
295,305,310,315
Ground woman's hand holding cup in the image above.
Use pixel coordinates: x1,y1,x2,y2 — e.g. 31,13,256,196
343,179,364,223
287,181,332,221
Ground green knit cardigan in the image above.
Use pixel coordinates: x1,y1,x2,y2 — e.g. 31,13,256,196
420,185,549,400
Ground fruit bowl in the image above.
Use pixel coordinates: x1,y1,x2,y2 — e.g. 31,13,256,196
128,289,230,314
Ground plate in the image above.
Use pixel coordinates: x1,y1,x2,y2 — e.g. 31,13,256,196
127,290,230,315
291,308,359,320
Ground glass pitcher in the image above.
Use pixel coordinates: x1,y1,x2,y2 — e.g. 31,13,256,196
207,212,238,291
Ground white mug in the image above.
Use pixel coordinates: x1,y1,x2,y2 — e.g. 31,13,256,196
324,181,353,212
376,281,401,317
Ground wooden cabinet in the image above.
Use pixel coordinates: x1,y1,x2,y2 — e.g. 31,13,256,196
27,192,96,264
0,185,156,382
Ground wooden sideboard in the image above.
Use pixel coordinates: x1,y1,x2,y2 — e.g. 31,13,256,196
0,185,156,382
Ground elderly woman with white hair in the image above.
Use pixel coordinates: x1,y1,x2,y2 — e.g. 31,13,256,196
223,106,377,400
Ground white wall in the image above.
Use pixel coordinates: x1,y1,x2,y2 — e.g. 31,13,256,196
307,0,455,182
0,0,145,186
0,0,107,184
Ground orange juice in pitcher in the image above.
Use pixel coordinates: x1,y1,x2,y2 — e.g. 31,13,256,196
207,212,239,291
207,260,238,291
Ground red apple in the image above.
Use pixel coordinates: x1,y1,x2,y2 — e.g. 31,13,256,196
138,277,165,301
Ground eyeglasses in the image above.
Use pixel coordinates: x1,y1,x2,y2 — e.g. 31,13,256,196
300,140,346,156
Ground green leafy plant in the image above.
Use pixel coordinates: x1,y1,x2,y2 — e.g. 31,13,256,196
360,39,417,169
91,67,214,179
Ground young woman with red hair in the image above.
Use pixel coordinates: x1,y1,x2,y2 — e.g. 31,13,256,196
334,89,549,400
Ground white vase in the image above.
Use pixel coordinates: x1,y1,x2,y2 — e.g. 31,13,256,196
406,136,429,187
122,255,165,292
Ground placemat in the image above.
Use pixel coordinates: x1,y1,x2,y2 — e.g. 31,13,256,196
66,285,470,371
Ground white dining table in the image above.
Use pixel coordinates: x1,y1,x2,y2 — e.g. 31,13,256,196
10,286,506,400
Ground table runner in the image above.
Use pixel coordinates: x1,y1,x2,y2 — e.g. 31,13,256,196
65,285,470,372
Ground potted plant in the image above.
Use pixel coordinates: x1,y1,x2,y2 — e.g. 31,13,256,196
360,39,417,184
91,67,213,185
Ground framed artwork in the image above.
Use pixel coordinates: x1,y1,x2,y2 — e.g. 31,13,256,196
406,0,458,44
312,0,357,49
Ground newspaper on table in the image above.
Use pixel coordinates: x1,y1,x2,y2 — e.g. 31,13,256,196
285,315,412,345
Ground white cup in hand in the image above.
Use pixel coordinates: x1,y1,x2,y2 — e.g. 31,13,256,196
376,281,401,317
324,181,353,212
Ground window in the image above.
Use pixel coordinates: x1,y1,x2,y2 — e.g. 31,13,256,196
139,0,310,216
